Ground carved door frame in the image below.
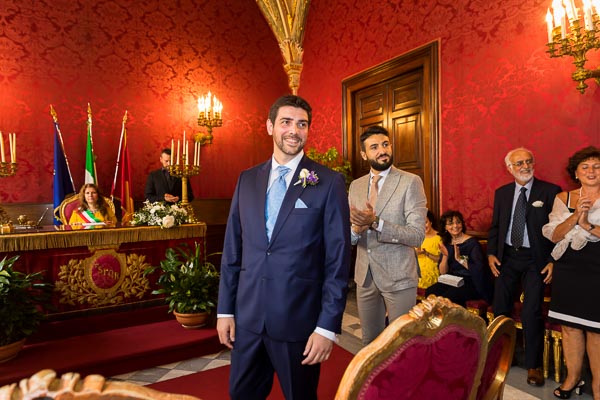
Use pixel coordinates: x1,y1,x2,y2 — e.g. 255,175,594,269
342,41,440,215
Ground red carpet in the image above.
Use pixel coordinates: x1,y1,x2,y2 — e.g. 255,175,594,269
0,319,224,387
148,344,354,399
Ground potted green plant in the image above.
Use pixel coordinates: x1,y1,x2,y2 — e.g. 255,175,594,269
306,147,352,189
145,243,220,329
0,255,53,362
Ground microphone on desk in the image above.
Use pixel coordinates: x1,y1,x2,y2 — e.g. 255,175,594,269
35,207,49,227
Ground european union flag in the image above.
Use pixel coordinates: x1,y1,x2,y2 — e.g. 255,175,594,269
52,107,75,224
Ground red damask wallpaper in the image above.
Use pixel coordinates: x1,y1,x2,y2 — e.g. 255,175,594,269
0,0,288,202
2,0,600,232
300,0,600,231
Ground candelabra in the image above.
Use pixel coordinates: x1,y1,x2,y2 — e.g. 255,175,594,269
195,92,223,145
546,0,600,93
168,152,200,223
0,132,17,231
0,161,17,177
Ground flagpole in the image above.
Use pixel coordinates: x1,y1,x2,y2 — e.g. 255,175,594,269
50,105,76,192
86,103,98,184
112,110,128,198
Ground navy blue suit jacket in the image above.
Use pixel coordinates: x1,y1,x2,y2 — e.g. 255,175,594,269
217,156,351,342
488,177,561,269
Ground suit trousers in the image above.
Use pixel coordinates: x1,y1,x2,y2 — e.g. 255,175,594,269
357,267,417,345
492,245,545,369
229,326,320,400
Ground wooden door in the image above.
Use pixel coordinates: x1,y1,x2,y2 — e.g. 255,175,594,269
342,41,439,215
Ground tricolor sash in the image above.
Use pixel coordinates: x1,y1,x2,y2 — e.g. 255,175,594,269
80,209,102,223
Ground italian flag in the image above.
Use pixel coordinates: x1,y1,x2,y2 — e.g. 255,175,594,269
85,103,97,184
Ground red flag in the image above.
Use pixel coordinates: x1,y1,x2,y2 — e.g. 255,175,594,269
111,111,134,224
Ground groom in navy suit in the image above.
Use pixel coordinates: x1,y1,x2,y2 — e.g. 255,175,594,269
217,95,351,399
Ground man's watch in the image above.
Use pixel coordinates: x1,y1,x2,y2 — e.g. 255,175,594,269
370,216,380,230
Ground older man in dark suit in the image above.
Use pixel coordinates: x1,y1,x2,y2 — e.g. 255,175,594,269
216,95,350,400
488,147,560,387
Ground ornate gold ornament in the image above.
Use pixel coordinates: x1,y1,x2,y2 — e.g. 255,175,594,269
256,0,310,94
546,1,600,93
56,250,151,307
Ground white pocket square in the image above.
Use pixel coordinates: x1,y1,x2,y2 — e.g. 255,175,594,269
295,198,308,208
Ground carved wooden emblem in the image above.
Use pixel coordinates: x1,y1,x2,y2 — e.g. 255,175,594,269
56,251,151,306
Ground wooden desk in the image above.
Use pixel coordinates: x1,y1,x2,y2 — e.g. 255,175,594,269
0,223,206,318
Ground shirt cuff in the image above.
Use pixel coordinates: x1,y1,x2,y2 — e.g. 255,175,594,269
373,218,383,232
315,327,338,342
217,314,234,318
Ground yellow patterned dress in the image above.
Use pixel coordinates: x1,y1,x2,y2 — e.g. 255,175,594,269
417,234,442,289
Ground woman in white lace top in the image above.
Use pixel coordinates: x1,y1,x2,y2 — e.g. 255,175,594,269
542,146,600,399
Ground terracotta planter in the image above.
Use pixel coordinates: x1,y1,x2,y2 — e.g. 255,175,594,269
173,311,209,329
0,339,26,363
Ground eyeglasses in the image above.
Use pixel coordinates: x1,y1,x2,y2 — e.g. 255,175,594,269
510,159,534,168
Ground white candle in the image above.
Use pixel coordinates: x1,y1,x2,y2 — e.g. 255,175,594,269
547,9,554,42
193,141,197,166
562,12,567,39
185,140,189,165
196,142,200,166
176,140,180,165
584,0,594,30
565,0,575,20
0,131,5,163
10,133,15,163
593,0,600,16
171,139,174,162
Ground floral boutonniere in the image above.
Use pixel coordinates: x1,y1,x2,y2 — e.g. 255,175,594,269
532,200,544,208
294,168,319,188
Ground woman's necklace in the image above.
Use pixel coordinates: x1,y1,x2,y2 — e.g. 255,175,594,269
451,233,465,245
580,186,600,200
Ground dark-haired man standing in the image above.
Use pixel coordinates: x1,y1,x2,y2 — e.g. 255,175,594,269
348,125,427,344
217,95,350,399
145,148,193,204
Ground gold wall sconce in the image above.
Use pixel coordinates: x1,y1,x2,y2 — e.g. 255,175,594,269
195,92,223,145
546,0,600,93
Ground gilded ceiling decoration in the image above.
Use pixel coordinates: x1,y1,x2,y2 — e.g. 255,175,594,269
256,0,310,94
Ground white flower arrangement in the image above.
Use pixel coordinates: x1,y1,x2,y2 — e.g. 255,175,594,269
132,201,188,229
532,200,544,208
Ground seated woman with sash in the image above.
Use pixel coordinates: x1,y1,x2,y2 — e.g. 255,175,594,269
68,183,117,226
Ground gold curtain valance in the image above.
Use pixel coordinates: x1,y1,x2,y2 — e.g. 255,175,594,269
0,223,206,253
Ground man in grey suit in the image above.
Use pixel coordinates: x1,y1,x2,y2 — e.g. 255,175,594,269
349,126,427,344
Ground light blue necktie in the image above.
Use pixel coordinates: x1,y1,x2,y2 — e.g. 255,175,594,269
265,165,290,241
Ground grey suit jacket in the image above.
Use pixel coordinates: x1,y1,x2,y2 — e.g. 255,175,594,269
349,166,427,292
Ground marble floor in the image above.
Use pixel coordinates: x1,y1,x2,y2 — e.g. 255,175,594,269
112,288,593,400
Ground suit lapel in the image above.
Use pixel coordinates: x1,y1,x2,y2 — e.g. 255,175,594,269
257,160,271,241
269,157,307,243
376,167,400,214
525,178,543,218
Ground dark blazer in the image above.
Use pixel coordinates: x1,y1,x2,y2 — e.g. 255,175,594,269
144,168,194,203
217,155,351,341
488,177,561,268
